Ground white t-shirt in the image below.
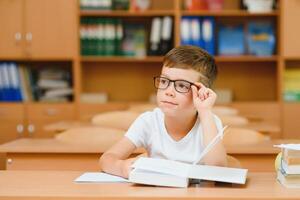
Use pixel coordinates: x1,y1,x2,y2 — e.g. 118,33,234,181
125,108,223,164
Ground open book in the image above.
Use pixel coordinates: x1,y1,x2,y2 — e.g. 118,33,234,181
129,157,248,187
129,125,248,187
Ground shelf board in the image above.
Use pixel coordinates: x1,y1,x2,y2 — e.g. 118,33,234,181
80,10,175,17
0,57,74,62
80,56,163,63
215,55,278,62
181,10,279,17
283,56,300,61
81,56,278,63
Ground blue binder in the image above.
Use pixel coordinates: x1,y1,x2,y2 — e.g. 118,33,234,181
201,17,215,55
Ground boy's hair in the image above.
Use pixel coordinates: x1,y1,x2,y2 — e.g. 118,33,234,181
163,45,217,88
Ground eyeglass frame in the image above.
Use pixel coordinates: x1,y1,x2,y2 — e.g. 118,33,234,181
153,76,200,93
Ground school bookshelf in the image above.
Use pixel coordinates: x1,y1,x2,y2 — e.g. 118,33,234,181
78,0,282,136
1,0,300,145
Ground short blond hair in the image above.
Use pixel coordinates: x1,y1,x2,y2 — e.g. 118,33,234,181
163,45,217,87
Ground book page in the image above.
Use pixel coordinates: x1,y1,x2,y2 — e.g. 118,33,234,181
274,144,300,151
132,157,190,177
188,165,248,184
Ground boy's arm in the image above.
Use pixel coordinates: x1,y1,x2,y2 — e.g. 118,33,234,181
99,136,137,178
191,83,227,167
199,111,227,166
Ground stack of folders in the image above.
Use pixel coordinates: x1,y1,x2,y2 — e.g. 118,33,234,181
80,0,130,10
148,16,173,56
274,144,300,188
283,68,300,102
180,16,215,55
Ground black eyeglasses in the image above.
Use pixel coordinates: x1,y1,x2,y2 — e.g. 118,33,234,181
153,76,199,93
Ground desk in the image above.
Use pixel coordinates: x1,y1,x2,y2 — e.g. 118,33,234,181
0,171,299,200
1,138,297,172
45,120,281,136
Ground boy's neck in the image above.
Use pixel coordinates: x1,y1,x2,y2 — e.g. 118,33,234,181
164,112,198,141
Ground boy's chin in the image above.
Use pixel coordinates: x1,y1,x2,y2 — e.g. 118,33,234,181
160,107,179,117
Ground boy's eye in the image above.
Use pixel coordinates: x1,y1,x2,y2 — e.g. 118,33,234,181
160,79,168,85
176,82,190,90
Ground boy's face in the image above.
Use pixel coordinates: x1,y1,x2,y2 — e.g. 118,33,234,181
156,66,201,117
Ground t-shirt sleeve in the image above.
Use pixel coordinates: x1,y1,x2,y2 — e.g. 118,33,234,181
124,112,150,148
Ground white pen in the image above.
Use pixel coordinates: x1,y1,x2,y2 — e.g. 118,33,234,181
193,125,229,165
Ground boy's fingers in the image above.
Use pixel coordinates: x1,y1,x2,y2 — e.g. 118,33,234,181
191,85,198,100
194,82,206,89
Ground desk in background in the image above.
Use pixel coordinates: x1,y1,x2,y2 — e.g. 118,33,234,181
0,138,297,172
0,171,299,200
44,120,281,139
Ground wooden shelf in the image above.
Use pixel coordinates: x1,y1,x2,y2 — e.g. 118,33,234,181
80,10,175,17
181,10,279,17
80,56,163,63
215,56,278,62
283,56,300,61
80,56,278,63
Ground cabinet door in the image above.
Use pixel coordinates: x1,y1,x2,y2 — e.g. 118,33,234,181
25,103,75,138
0,104,25,169
24,0,77,58
0,104,25,144
282,0,300,57
0,0,24,58
283,103,300,139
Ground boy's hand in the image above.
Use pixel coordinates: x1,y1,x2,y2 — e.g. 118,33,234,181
121,158,137,179
191,82,217,113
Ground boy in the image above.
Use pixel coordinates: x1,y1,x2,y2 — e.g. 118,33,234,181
100,45,227,178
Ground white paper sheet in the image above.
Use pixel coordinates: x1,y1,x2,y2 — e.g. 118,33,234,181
273,144,300,151
75,172,129,183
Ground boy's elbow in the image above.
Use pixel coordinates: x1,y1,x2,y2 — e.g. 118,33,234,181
99,153,109,171
204,157,227,167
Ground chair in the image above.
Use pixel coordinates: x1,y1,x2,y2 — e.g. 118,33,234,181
128,103,156,113
220,115,249,126
55,127,125,148
91,111,140,130
223,127,269,146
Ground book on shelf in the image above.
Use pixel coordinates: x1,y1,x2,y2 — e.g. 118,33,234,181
183,0,224,11
247,20,275,56
283,68,300,102
217,24,245,56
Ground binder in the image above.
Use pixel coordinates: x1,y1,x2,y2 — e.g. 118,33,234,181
0,64,4,101
8,63,22,101
149,17,162,55
160,16,173,55
180,16,191,46
190,17,203,47
2,63,12,101
201,17,215,55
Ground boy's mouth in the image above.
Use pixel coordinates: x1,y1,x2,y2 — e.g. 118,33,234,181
161,101,178,106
